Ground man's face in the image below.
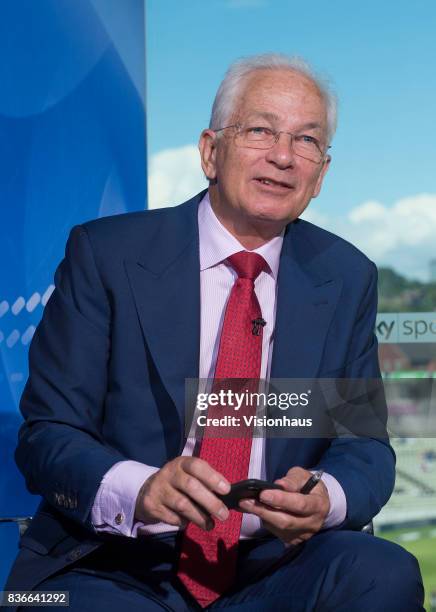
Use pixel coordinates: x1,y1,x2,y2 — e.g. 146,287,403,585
200,69,331,238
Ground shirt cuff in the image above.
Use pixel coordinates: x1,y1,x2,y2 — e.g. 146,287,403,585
91,460,159,537
318,471,347,528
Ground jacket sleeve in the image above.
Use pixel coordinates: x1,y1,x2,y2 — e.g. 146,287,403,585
313,263,396,529
15,225,126,530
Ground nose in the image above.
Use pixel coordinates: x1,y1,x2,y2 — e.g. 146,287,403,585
265,132,296,168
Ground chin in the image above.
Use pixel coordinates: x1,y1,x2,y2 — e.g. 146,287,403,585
246,205,294,225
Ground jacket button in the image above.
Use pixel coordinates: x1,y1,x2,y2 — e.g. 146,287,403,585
67,547,82,562
67,496,76,509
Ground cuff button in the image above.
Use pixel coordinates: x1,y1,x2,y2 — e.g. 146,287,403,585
115,513,124,525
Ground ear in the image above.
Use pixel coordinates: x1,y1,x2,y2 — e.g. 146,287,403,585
312,154,331,199
198,129,218,180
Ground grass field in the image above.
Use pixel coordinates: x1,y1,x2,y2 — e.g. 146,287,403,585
378,525,436,611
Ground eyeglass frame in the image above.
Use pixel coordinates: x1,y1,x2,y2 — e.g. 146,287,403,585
213,123,331,164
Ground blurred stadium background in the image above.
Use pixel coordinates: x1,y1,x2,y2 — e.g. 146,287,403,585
375,328,436,610
376,438,436,611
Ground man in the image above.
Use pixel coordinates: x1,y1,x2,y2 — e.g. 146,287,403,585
5,54,424,610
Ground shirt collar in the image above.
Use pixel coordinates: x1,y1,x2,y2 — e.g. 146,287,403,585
198,191,284,279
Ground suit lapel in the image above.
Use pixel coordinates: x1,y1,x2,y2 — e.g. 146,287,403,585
267,220,343,478
270,222,342,379
124,196,202,431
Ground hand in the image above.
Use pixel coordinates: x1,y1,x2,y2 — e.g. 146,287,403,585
239,467,330,546
134,456,231,531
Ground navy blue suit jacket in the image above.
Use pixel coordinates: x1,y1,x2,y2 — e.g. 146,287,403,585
7,191,395,593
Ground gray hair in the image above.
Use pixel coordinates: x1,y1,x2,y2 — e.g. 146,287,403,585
209,53,338,144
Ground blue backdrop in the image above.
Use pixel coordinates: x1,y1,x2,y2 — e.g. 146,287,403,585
0,0,146,586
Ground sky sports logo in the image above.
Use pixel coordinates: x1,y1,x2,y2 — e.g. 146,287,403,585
376,312,436,343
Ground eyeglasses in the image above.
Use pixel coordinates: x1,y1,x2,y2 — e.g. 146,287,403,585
214,124,330,164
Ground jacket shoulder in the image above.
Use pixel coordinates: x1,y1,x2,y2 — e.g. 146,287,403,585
82,201,190,242
74,192,203,260
294,218,376,278
297,218,373,264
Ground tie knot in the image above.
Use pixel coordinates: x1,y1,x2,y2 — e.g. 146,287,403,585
227,251,267,281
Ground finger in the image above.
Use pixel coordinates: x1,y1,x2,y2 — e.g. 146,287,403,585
242,503,316,546
239,498,302,530
276,467,312,492
151,506,188,528
167,491,215,531
261,519,309,547
137,493,188,527
239,499,321,544
176,473,229,522
182,457,231,495
257,489,312,516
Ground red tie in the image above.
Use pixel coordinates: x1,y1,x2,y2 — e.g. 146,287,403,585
177,251,267,608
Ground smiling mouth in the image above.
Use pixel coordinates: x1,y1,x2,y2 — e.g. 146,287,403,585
255,178,293,189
